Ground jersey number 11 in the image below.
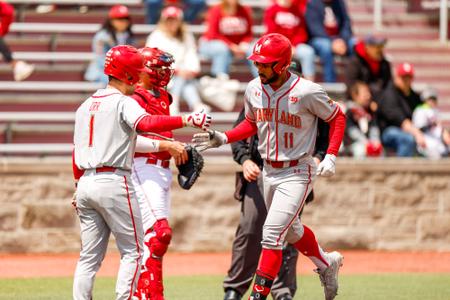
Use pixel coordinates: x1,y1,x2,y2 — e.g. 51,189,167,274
284,132,293,149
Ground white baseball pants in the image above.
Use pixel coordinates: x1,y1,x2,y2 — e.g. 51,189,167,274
73,170,143,300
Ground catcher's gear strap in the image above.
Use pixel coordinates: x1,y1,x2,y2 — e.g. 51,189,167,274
250,273,275,299
176,145,204,190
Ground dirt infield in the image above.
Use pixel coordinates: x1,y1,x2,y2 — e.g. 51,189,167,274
1,251,450,278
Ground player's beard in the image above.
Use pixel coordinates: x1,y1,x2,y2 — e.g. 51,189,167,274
259,72,279,85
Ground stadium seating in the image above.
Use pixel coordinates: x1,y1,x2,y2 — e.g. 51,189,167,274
0,0,449,155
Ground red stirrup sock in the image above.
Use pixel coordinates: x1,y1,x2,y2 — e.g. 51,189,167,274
293,225,330,270
248,248,282,300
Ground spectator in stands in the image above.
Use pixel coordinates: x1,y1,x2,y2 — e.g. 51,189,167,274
345,34,391,102
199,0,253,79
412,87,450,159
344,81,382,158
305,0,354,82
146,6,209,115
377,63,425,157
143,0,206,24
84,5,135,85
0,1,34,81
262,0,315,80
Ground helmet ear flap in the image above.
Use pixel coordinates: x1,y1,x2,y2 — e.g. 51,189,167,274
272,57,288,74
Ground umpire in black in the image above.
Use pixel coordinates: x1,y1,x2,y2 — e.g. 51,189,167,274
223,106,329,300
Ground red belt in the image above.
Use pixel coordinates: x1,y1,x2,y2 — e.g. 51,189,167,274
146,158,170,169
95,166,117,173
265,159,299,168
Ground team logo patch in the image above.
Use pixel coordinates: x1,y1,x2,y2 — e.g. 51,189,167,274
254,43,262,54
289,96,299,104
160,101,167,109
255,90,261,97
254,285,264,293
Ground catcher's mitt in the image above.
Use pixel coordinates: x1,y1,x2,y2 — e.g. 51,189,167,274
176,145,204,190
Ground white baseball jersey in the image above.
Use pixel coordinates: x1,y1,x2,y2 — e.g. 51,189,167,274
244,73,339,161
74,87,149,171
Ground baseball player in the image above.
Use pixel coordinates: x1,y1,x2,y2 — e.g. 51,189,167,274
224,108,330,300
72,45,211,300
193,33,346,300
129,47,183,300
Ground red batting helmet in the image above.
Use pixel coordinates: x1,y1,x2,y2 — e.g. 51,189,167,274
139,47,175,87
248,33,293,74
104,45,149,85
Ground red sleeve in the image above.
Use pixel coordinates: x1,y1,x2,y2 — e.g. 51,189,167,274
326,108,346,156
204,6,233,46
0,2,14,36
136,115,184,133
297,0,308,14
264,6,278,35
241,6,253,43
72,149,84,180
225,118,258,144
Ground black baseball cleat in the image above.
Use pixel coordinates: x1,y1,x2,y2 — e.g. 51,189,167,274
224,289,242,300
277,294,293,300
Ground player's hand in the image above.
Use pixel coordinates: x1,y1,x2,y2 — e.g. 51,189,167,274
183,109,211,131
71,192,77,208
316,154,336,177
192,130,227,151
71,188,78,213
242,159,260,182
167,141,188,165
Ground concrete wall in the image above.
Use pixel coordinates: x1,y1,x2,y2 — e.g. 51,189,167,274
1,157,449,253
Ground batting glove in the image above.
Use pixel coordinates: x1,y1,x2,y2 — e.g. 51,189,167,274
192,130,227,151
316,154,336,177
183,109,211,131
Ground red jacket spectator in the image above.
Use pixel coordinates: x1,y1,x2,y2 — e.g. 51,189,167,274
202,3,253,46
264,1,308,46
0,2,14,36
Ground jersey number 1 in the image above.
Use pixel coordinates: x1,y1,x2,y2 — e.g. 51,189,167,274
284,132,293,149
88,115,95,147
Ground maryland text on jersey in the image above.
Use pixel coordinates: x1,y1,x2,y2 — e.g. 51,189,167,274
255,108,302,129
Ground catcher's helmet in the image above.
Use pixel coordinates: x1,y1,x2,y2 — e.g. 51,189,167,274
248,33,293,74
139,47,175,87
104,45,149,85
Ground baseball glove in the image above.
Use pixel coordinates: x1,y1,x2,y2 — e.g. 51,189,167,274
176,145,204,190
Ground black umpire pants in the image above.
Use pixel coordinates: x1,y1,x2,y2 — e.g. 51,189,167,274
223,176,299,299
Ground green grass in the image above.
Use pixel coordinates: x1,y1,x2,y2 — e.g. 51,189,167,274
1,274,450,299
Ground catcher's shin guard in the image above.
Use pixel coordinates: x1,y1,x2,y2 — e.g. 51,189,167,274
146,255,164,299
137,219,172,300
249,272,274,300
134,269,151,300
